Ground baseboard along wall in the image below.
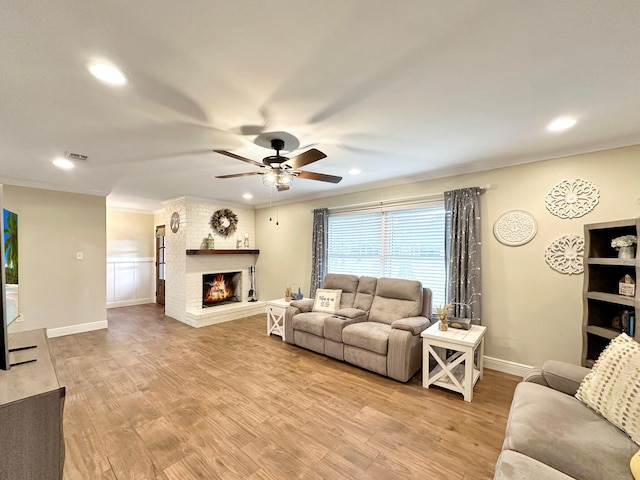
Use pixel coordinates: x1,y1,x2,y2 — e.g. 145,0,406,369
484,356,531,378
47,320,108,338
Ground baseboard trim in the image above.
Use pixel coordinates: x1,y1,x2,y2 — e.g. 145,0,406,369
484,356,532,378
47,320,108,338
107,298,155,309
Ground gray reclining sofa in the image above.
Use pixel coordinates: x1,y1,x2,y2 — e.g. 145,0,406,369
284,273,433,382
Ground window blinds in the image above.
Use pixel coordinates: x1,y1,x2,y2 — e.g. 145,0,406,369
327,203,446,311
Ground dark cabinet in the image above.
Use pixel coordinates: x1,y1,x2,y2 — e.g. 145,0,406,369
0,329,65,479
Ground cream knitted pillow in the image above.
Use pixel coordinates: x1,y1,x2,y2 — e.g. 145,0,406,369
576,333,640,445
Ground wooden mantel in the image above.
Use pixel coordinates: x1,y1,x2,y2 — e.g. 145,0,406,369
186,249,260,255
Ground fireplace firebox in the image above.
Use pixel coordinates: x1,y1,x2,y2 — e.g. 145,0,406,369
202,272,241,308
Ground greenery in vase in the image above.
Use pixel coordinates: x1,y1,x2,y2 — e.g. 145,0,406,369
436,304,451,322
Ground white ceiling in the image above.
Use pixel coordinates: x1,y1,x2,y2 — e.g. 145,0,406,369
2,1,640,211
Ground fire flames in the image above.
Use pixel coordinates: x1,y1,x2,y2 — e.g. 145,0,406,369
204,274,234,303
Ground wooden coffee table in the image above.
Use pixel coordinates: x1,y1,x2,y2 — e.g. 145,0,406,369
421,322,486,402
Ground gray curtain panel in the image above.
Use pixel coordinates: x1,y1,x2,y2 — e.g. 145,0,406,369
444,187,482,325
310,208,329,298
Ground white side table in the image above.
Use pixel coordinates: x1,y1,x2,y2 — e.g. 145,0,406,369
265,298,291,341
421,323,486,402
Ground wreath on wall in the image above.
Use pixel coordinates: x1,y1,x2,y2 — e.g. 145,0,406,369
210,208,238,237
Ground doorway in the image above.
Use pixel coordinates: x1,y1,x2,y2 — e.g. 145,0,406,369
156,225,166,305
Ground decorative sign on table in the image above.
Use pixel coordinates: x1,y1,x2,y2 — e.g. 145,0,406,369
493,210,537,246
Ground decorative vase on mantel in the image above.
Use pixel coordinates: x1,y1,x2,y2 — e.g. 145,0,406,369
618,246,636,260
205,233,215,250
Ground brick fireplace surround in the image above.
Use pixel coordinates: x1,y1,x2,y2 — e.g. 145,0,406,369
162,196,264,327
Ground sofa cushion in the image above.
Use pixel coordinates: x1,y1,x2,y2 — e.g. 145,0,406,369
323,273,359,308
494,451,574,480
353,276,377,312
324,315,358,342
312,289,342,313
333,307,368,321
575,333,640,445
292,312,327,337
369,278,422,324
504,382,637,480
342,322,391,355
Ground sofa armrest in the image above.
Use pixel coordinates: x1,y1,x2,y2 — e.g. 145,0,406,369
524,360,590,396
522,367,546,386
334,308,368,321
290,298,314,313
391,316,431,335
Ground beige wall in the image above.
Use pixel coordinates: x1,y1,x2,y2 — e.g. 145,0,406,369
106,210,155,259
255,144,640,367
4,185,107,331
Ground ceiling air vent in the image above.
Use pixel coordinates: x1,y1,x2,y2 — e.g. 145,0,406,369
65,152,88,162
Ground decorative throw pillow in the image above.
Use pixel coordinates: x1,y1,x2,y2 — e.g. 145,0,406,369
312,289,342,313
575,333,640,445
631,450,640,479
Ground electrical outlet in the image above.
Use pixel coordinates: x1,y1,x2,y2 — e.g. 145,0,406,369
76,252,83,260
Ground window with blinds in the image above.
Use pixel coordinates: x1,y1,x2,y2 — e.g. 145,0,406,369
327,203,446,311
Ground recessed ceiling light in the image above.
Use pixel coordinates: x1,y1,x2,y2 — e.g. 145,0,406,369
53,157,75,170
88,62,127,85
348,168,362,175
547,117,577,132
243,193,253,200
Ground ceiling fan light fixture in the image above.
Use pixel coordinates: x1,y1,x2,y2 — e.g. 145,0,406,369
279,172,293,185
262,169,293,188
214,136,339,190
263,171,277,185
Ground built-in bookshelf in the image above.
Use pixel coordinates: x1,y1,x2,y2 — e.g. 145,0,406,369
582,218,639,367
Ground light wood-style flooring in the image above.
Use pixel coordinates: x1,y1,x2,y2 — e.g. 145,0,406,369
49,304,519,480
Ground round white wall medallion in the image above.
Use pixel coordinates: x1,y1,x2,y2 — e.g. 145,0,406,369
545,178,599,219
544,234,584,275
493,210,537,246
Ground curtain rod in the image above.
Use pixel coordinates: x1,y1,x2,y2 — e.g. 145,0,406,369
322,184,492,213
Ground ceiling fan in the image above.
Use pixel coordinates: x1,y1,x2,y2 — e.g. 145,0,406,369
214,138,342,191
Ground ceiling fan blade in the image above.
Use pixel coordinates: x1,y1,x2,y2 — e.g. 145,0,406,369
296,170,342,184
285,148,327,169
213,150,263,167
215,172,263,179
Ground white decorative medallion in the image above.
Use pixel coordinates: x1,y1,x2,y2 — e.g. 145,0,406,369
545,178,599,219
545,234,585,275
493,210,538,246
